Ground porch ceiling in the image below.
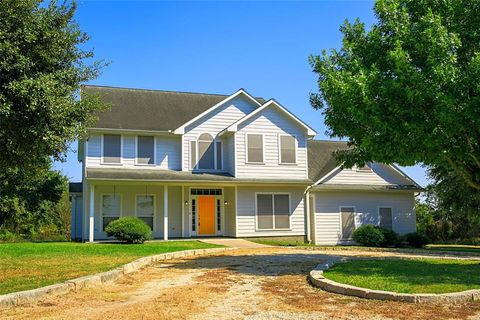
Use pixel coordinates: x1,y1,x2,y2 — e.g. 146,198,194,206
86,167,312,185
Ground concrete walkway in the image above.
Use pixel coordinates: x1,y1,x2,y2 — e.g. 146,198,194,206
199,238,271,248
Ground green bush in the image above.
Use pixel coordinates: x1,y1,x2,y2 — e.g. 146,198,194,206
378,227,400,247
352,224,384,247
404,232,429,248
105,217,152,244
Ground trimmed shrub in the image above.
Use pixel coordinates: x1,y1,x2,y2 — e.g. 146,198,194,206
352,224,384,247
105,217,152,244
378,227,400,247
404,232,429,248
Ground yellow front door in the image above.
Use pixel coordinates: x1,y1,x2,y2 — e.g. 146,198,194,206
198,196,216,235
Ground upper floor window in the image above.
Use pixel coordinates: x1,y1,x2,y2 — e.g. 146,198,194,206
246,134,263,163
279,135,296,164
198,133,215,169
103,134,121,164
137,136,155,165
191,133,222,170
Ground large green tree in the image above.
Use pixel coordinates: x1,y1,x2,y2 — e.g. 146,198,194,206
310,0,480,190
0,0,106,235
0,0,105,173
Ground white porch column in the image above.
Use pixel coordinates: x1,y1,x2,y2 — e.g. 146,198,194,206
164,186,168,240
89,185,95,242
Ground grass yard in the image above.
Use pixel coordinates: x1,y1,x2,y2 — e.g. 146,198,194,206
426,244,480,254
0,241,220,295
323,258,480,294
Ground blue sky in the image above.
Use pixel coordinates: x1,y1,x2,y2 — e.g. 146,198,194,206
54,0,429,187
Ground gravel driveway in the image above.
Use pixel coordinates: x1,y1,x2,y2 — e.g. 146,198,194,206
2,247,480,320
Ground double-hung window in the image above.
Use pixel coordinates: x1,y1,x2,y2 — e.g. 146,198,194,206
103,134,121,164
256,194,290,230
136,195,155,230
247,134,263,163
137,136,155,165
102,195,121,230
279,135,296,164
379,207,393,229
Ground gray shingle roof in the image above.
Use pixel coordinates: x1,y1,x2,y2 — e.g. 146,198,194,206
82,85,264,131
307,140,350,181
86,167,312,184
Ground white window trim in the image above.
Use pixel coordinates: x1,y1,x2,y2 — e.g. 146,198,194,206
255,192,292,231
191,134,224,171
245,133,265,165
101,193,122,231
278,134,297,165
101,134,123,165
378,206,393,229
339,206,356,240
135,194,156,231
188,187,225,236
135,135,156,166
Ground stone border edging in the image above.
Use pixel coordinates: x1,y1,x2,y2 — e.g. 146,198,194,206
301,246,480,258
308,258,480,303
0,247,234,308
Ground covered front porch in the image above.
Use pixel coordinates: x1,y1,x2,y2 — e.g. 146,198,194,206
83,180,237,242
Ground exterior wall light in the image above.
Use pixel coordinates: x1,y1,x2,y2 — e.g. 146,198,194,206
184,200,189,206
224,200,228,206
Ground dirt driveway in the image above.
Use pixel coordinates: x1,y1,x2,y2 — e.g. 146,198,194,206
2,247,480,320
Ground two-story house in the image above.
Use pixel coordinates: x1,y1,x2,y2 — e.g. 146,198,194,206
69,85,422,245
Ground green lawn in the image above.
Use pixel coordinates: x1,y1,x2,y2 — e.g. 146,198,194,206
0,241,220,295
426,244,480,254
323,258,480,294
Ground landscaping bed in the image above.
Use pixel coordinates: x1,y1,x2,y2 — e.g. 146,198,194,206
0,241,220,295
322,258,480,294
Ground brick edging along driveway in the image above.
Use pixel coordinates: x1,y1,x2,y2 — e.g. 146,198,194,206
0,247,234,307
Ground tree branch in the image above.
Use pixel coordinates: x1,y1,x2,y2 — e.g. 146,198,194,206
445,157,480,190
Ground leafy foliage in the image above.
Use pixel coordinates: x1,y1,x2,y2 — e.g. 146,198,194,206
378,227,400,247
416,166,480,243
105,217,153,244
310,0,480,189
352,224,385,247
0,0,106,238
404,232,429,248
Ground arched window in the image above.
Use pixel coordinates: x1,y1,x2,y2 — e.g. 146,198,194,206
198,133,215,169
190,133,222,171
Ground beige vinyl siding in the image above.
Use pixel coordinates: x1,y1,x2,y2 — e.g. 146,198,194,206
236,186,305,237
86,133,181,170
224,187,236,237
313,190,416,245
322,163,414,185
89,185,182,240
235,106,308,179
182,96,257,172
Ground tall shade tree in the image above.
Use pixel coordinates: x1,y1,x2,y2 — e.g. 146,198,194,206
0,0,106,173
310,0,480,190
